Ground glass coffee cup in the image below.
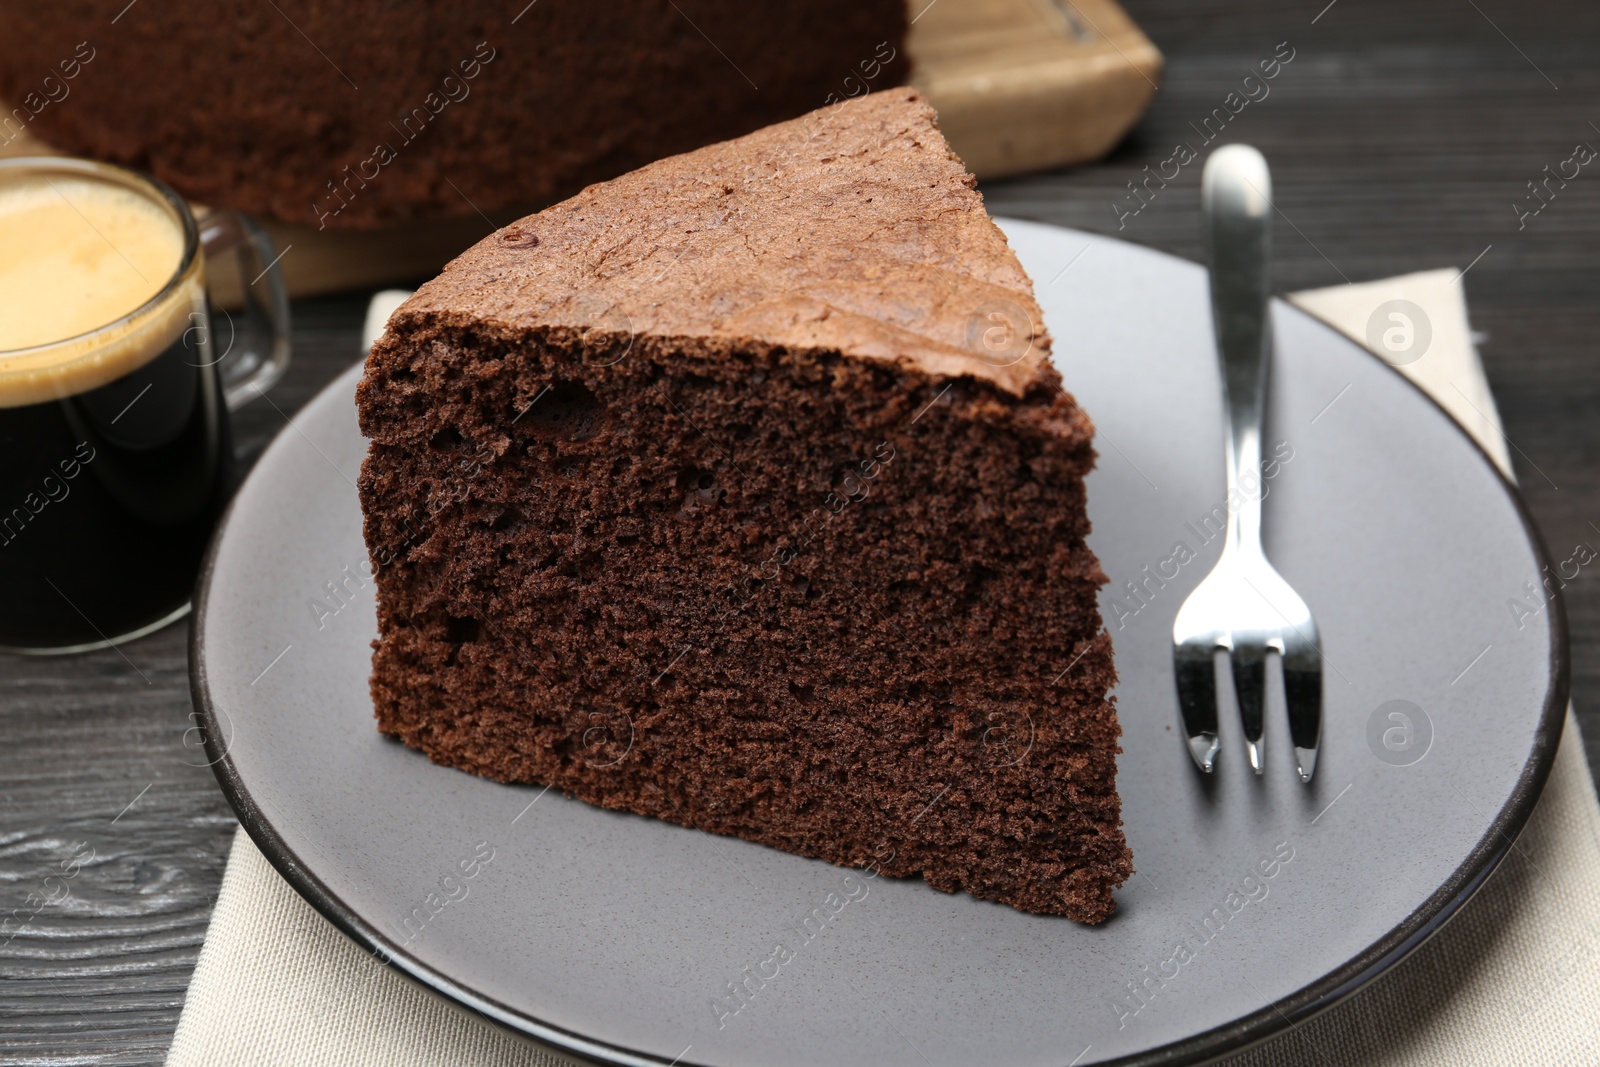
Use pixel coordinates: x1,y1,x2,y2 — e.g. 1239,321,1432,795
0,157,289,653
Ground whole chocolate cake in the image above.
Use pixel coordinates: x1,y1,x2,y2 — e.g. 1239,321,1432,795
357,88,1130,922
0,1,905,229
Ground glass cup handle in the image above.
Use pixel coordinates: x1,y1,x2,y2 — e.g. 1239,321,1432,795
198,211,291,410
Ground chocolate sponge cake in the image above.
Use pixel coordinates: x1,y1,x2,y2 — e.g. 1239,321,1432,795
357,88,1130,922
0,1,904,229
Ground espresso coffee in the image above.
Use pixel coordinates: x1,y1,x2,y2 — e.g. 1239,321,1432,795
0,169,233,650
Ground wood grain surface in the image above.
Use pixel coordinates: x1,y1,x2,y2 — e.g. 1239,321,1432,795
4,0,1599,1062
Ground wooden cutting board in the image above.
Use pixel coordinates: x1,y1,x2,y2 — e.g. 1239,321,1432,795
2,0,1159,298
910,0,1160,177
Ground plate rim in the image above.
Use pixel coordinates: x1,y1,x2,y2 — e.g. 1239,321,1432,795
191,223,1570,1067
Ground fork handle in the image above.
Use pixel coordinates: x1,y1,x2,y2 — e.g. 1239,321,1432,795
1202,145,1273,558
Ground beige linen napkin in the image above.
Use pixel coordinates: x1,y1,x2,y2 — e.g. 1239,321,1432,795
166,277,1600,1066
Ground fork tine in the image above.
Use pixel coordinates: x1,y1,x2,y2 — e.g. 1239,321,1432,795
1174,642,1220,773
1282,642,1322,783
1230,646,1267,775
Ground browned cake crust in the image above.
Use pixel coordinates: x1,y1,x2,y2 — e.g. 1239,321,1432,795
0,1,905,229
357,89,1131,922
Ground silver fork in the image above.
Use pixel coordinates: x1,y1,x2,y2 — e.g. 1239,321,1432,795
1171,145,1322,783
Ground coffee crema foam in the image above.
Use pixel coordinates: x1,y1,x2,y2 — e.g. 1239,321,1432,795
0,173,198,408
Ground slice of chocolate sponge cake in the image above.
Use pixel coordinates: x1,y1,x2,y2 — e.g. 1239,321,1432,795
357,88,1130,922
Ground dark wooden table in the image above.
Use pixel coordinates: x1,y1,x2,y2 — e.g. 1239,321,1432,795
4,0,1598,1061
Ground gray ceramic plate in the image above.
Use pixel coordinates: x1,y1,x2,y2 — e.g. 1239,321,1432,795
192,221,1566,1067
